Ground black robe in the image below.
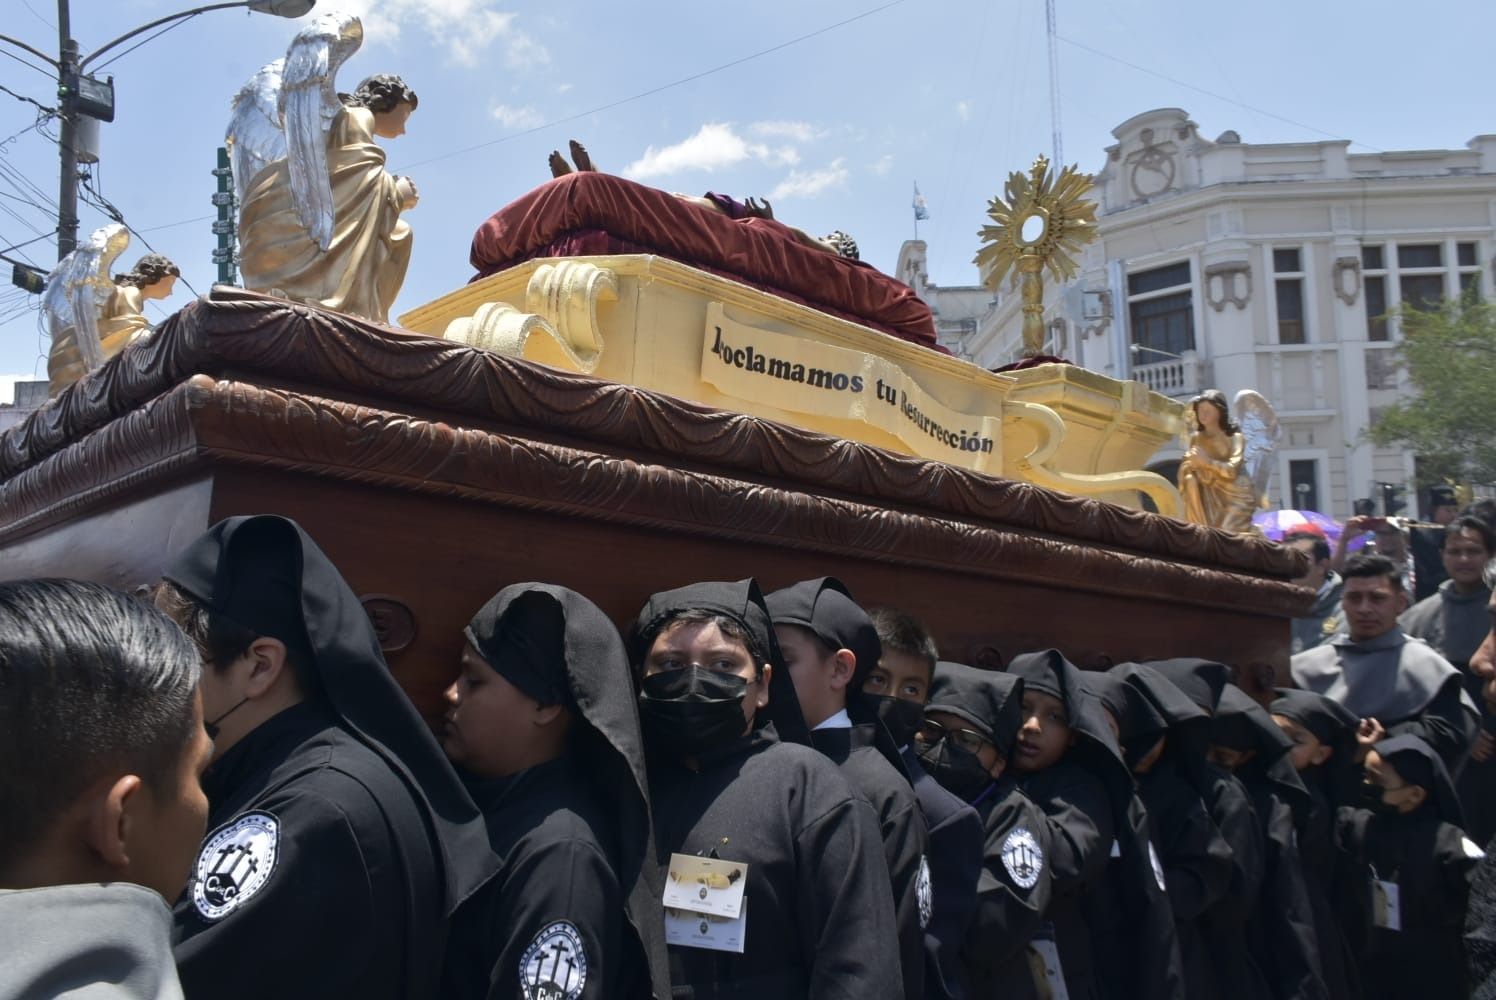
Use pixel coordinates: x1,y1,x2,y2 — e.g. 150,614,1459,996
443,757,648,999
904,748,983,1000
174,703,443,999
812,724,928,1000
648,726,902,1000
1336,807,1481,1000
1138,755,1234,999
1297,768,1362,1000
960,777,1053,1000
1198,763,1273,1000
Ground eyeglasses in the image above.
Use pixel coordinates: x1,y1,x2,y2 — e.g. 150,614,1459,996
916,719,991,755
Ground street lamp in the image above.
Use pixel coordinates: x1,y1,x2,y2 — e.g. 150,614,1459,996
4,0,314,263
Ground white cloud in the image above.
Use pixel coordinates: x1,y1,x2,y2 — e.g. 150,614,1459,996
770,159,849,201
557,82,574,94
750,120,823,143
623,123,799,180
870,153,895,176
491,103,543,129
337,0,548,68
956,100,971,121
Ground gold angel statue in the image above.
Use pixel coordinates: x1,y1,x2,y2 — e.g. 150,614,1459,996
1179,389,1281,534
226,12,418,323
43,222,180,395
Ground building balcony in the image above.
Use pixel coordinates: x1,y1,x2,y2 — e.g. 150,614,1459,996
1131,351,1209,400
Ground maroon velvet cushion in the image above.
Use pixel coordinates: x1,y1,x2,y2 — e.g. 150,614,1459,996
468,172,942,351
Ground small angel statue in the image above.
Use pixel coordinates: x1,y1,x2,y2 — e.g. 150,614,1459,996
227,12,418,324
1178,388,1281,534
43,222,180,396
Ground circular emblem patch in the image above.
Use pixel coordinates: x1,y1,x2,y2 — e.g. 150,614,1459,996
916,855,933,929
191,811,279,922
1149,841,1167,891
519,921,587,1000
1002,826,1044,890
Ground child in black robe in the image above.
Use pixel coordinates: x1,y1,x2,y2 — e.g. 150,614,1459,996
1271,687,1363,1000
1113,663,1235,1000
1211,684,1327,1000
922,660,1050,1000
1336,734,1485,1000
1005,649,1155,1000
1149,658,1273,1000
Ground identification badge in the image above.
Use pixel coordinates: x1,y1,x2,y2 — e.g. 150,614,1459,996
1371,878,1401,931
665,902,747,954
663,853,748,919
1027,924,1071,1000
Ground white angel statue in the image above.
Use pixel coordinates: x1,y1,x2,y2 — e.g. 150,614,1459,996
43,223,181,396
1177,388,1281,534
226,12,419,324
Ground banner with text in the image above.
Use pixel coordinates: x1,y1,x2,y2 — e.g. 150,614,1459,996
700,303,1002,473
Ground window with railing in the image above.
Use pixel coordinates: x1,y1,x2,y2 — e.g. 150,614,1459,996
1128,262,1195,358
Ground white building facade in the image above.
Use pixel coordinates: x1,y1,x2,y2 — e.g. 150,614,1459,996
944,107,1496,519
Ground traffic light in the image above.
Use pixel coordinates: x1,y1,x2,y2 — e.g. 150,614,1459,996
1379,482,1406,517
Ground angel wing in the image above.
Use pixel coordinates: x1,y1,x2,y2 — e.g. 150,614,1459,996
42,223,130,372
225,58,287,204
279,12,363,251
1233,389,1282,504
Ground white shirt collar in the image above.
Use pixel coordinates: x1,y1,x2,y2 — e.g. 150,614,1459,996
812,708,852,731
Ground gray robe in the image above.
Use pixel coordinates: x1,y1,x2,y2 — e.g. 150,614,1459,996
1291,626,1478,771
0,882,184,999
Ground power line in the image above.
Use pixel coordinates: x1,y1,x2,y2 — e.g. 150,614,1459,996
90,14,199,74
0,46,54,80
394,0,908,172
0,230,54,257
0,82,54,116
79,173,200,296
1056,34,1385,153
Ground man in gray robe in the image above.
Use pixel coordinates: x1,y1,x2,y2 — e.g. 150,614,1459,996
1292,552,1478,773
1285,530,1345,653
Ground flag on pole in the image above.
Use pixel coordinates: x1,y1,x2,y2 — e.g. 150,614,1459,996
912,183,929,221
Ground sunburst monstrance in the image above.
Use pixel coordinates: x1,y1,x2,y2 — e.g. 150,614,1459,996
973,155,1098,358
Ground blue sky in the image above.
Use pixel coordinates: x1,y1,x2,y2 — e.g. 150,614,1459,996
2,0,1495,384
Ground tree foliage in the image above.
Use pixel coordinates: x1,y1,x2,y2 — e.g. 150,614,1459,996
1368,295,1496,486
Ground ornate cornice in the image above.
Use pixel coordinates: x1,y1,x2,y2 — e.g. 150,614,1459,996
0,376,1307,617
0,288,1303,581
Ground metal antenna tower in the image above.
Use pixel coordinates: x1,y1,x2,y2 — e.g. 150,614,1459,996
1046,0,1063,166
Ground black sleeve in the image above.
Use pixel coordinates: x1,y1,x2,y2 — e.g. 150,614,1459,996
923,805,983,1000
174,793,382,999
1249,798,1328,1000
1035,776,1114,897
881,796,929,1000
1210,777,1265,923
1387,676,1479,773
1330,807,1373,962
795,796,904,1000
963,792,1053,972
483,837,627,1000
1158,792,1234,922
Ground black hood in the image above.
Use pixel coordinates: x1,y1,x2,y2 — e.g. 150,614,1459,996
1373,733,1465,827
1215,683,1311,821
1081,670,1166,753
630,579,809,745
927,660,1025,752
163,515,498,912
1111,662,1213,789
1145,658,1231,716
1270,686,1362,798
467,584,671,998
764,577,881,693
1006,649,1133,806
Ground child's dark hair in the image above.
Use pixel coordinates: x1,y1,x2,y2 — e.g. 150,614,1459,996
636,608,767,677
866,606,938,678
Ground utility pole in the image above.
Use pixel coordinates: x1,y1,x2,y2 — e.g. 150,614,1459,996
211,148,237,284
55,1,78,261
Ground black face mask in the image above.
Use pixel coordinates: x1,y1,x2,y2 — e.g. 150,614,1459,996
917,738,994,802
638,666,750,756
874,695,925,749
